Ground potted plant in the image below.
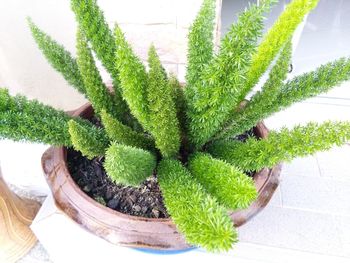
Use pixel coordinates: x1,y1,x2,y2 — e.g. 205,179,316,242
1,0,350,252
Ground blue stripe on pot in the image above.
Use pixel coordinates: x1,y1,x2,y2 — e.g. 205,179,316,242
131,247,197,255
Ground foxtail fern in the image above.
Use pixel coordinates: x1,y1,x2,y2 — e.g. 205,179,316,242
100,110,154,151
147,46,180,157
246,0,319,92
0,88,103,147
188,153,257,210
158,159,237,252
186,0,274,148
28,19,86,94
104,143,156,186
217,39,293,139
71,0,131,124
68,120,109,159
3,0,350,253
114,24,150,130
209,121,350,172
185,0,216,89
76,29,120,119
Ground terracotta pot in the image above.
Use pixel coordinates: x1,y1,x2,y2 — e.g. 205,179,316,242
41,103,281,250
0,170,40,263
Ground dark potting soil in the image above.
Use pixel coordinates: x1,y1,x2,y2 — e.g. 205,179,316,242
67,149,169,218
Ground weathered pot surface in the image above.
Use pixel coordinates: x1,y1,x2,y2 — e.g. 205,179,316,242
42,103,282,250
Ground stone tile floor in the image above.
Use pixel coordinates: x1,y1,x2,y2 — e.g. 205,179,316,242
238,146,350,258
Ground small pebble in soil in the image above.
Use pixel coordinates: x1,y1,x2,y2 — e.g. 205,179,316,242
134,205,141,212
151,209,160,218
107,198,120,210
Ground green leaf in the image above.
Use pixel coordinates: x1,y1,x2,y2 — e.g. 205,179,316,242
104,143,156,186
209,121,350,171
186,1,275,148
100,110,154,151
71,0,131,124
0,88,100,147
158,159,237,252
246,0,319,91
27,18,86,94
76,28,121,120
147,45,180,157
188,153,257,210
114,24,150,130
217,39,292,139
68,119,109,159
185,0,216,89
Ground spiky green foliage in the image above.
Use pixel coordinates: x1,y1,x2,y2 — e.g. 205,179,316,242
185,0,216,89
4,0,350,253
147,46,180,157
114,25,150,130
246,0,319,91
71,0,130,123
209,121,350,172
76,29,121,119
100,110,154,151
28,19,86,94
169,75,187,133
221,57,350,140
186,1,274,148
68,120,109,159
188,153,257,210
277,57,350,109
157,159,237,252
0,88,101,146
71,0,115,78
104,143,156,186
217,39,292,139
1,110,72,146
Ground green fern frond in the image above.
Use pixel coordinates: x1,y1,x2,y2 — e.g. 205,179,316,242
187,1,275,148
246,0,319,91
104,143,156,186
68,119,109,159
1,111,72,146
185,0,216,89
27,18,86,94
114,25,150,130
217,39,292,139
188,153,257,210
278,57,350,107
76,28,121,120
158,159,237,252
147,46,180,157
0,88,99,146
209,121,350,172
169,75,187,133
100,110,154,151
71,0,130,123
